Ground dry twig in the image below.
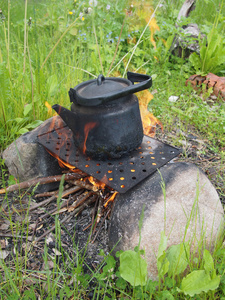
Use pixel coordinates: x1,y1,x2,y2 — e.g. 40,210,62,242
0,173,83,194
34,195,97,243
29,186,82,212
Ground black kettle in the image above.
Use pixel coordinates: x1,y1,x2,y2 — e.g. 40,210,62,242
52,72,152,160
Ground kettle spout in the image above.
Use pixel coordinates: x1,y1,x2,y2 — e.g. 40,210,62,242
52,104,77,132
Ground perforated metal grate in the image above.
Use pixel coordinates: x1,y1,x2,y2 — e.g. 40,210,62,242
38,126,181,193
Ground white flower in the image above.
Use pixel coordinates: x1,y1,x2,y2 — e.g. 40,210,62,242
106,4,110,10
87,7,92,14
89,0,97,7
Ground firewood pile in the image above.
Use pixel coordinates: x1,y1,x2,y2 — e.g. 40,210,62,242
0,169,117,272
0,170,116,244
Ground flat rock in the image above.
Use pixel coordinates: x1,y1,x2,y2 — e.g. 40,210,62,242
2,116,65,193
108,162,224,280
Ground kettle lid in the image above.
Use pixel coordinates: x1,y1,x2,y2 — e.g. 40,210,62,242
69,72,152,107
69,75,131,107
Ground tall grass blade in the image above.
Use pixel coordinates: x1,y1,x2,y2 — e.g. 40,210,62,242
41,17,79,70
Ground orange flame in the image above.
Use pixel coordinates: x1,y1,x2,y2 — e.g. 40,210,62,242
46,149,80,172
104,191,118,207
88,176,106,191
45,101,57,117
138,89,163,137
83,122,97,155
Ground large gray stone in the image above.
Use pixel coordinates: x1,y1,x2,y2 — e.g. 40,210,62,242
2,116,65,193
108,162,224,280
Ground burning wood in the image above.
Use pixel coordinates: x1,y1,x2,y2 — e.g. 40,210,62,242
104,191,118,207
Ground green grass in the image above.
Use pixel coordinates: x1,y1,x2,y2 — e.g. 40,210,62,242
0,0,225,298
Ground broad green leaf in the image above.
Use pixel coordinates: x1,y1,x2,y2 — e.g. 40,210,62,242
179,270,220,296
166,35,174,51
189,52,201,73
157,252,169,277
206,29,221,58
14,117,24,124
166,242,189,277
158,290,175,300
17,127,29,135
102,255,116,274
120,250,147,286
23,103,33,116
26,120,43,129
157,231,167,259
203,249,214,275
157,232,169,277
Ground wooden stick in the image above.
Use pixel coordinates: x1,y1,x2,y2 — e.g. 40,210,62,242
92,197,103,234
69,191,94,210
29,186,82,212
72,179,99,192
35,191,56,198
34,195,97,243
0,173,83,194
0,233,33,241
38,189,88,220
91,209,110,243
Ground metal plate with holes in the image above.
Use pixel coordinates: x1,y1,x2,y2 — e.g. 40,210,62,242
38,126,181,193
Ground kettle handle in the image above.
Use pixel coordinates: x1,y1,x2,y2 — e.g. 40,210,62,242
69,72,152,106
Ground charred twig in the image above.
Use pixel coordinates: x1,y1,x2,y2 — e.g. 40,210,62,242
29,186,82,212
83,223,92,231
70,191,94,210
68,194,98,220
83,196,99,232
91,209,110,243
62,169,87,176
35,191,56,198
34,195,97,243
92,197,103,235
37,190,93,222
0,173,83,194
0,233,33,241
72,179,99,192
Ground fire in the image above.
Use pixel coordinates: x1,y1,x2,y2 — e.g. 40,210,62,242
104,191,118,207
83,122,97,155
88,176,106,191
45,101,57,117
138,89,163,137
46,149,80,171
